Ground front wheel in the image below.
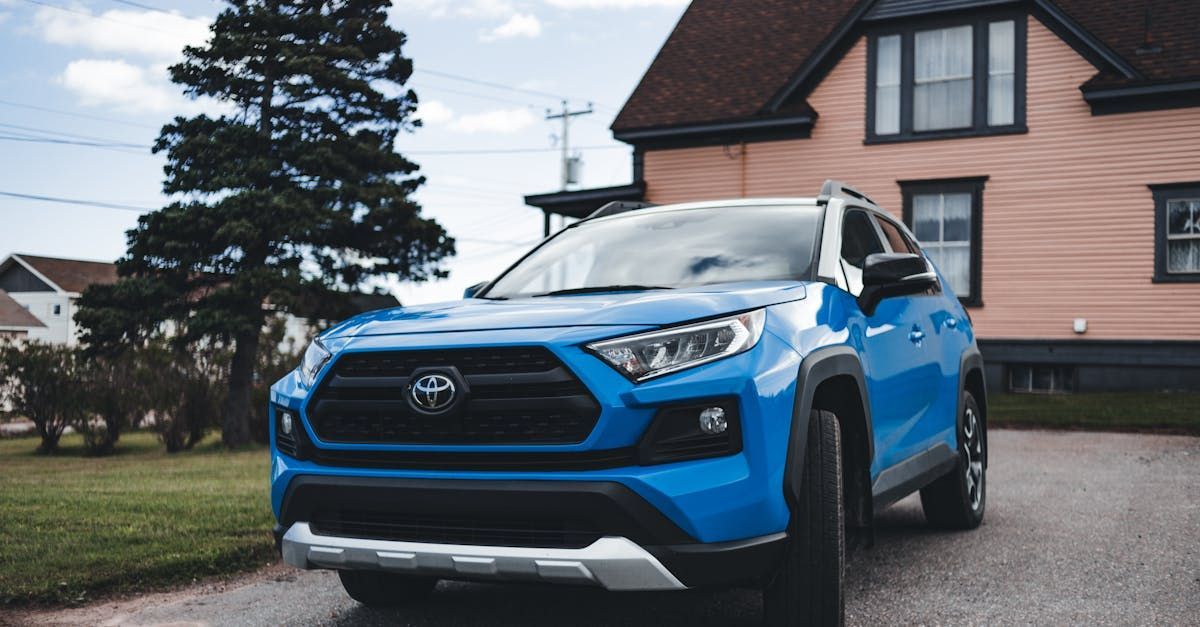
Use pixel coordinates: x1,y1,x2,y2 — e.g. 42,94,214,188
337,570,438,607
763,409,845,626
920,391,986,529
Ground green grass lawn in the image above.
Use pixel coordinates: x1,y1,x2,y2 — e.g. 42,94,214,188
990,391,1200,434
0,431,274,606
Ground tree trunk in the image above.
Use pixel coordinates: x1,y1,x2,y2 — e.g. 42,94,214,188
222,325,261,448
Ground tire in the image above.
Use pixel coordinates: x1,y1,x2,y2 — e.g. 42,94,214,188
763,409,845,627
920,391,986,529
337,570,438,607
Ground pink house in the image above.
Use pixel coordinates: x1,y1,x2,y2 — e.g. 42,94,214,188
526,0,1200,393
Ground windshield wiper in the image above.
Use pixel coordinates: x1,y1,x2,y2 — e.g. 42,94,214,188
531,285,673,297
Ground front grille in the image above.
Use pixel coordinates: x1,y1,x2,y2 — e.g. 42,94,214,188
310,510,600,549
307,347,601,445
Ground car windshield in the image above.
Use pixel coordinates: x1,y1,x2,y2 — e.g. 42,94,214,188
482,205,822,299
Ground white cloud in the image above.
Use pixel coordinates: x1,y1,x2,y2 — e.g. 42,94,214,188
544,0,687,8
481,13,542,41
59,58,220,115
448,107,537,134
391,0,516,19
416,99,455,126
33,5,211,60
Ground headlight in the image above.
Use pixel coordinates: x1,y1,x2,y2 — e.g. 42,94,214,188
297,337,332,389
587,309,765,382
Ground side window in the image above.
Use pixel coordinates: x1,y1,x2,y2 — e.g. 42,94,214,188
840,210,885,296
875,216,919,254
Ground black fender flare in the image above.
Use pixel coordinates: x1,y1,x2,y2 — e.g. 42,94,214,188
958,344,988,468
782,345,873,509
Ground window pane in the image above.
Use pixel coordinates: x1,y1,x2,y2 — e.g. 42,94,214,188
1167,199,1200,236
914,26,973,131
1167,240,1200,274
875,35,901,135
988,74,1014,126
988,21,1015,126
915,79,972,130
932,243,971,296
876,218,917,254
913,195,941,241
988,21,1015,72
942,193,972,241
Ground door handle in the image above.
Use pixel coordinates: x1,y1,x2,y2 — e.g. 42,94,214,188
908,328,926,344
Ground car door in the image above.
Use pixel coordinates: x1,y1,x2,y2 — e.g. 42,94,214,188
873,212,960,454
838,209,941,474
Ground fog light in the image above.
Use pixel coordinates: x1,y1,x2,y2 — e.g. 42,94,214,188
280,411,294,436
698,407,727,435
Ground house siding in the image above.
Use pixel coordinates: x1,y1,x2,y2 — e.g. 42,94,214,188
641,16,1200,342
7,292,75,345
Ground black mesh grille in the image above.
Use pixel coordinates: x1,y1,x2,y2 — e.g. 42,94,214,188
310,510,600,549
307,347,601,445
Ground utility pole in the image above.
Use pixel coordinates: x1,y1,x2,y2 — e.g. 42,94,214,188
543,101,593,237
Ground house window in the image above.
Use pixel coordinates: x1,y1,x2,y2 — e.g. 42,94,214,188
868,15,1025,142
901,177,985,305
52,304,62,315
1009,364,1075,394
1151,183,1200,281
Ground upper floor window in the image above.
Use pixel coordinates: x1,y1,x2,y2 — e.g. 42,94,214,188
1151,183,1200,282
868,16,1025,142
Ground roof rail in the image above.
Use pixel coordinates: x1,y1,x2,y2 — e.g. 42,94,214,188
817,180,875,206
585,200,656,220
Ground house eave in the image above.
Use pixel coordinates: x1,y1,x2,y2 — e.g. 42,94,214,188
613,115,815,150
525,182,647,220
1082,80,1200,115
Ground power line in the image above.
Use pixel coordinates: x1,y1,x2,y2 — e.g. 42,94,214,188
0,122,150,148
0,134,151,155
106,0,177,13
416,68,568,102
0,190,155,213
0,99,161,130
18,0,181,36
410,82,539,110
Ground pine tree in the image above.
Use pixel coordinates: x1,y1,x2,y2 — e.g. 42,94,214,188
77,0,453,447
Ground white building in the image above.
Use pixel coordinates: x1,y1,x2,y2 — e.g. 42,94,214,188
0,254,117,346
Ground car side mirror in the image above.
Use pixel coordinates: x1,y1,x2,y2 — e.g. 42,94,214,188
859,253,938,316
463,282,488,299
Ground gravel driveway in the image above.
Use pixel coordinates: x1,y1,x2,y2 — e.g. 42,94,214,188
18,429,1200,626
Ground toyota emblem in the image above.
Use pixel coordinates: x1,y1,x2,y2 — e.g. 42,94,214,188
410,373,456,412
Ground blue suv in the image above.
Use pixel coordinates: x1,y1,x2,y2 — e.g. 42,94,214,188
270,181,988,625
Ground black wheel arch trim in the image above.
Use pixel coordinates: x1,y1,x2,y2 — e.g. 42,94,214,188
783,345,873,509
958,344,988,469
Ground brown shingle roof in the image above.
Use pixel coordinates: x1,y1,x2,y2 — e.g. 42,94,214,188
1059,0,1200,89
15,254,118,294
612,0,852,132
612,0,1200,132
0,290,45,328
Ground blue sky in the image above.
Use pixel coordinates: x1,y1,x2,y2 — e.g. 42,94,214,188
0,0,688,304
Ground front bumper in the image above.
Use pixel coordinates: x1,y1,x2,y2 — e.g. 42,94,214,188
275,475,786,589
282,523,687,591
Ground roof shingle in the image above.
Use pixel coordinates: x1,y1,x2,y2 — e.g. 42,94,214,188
16,254,118,294
0,290,45,329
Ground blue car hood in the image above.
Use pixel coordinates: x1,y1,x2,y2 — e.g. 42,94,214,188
324,281,808,338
